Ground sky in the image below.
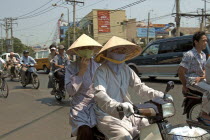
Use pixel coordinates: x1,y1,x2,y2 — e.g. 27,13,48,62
0,0,208,47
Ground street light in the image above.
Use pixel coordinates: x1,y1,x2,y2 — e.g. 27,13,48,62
52,3,70,48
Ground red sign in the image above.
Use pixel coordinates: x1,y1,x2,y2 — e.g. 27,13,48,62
98,11,110,33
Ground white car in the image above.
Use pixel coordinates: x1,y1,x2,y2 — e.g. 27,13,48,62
1,53,21,62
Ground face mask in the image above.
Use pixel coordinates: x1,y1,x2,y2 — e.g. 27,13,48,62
99,52,126,64
106,52,126,74
76,49,93,58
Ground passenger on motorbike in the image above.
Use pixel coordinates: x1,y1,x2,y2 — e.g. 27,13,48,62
7,52,18,77
20,50,37,85
52,45,68,93
47,44,57,94
65,34,102,140
93,36,168,140
178,31,210,125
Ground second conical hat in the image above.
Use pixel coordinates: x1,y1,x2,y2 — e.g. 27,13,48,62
95,36,141,63
67,34,102,54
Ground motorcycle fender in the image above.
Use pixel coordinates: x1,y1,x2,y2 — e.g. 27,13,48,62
140,124,162,140
182,97,201,115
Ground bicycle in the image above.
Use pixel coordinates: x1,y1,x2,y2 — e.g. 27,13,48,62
0,70,9,98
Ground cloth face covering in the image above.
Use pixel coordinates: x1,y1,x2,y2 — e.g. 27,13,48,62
77,49,93,58
106,52,126,74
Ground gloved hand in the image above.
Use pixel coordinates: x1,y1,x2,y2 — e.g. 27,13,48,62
120,102,134,118
164,94,173,101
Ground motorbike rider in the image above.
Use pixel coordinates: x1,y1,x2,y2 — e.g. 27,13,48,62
52,45,68,93
20,50,37,85
178,31,210,125
93,36,170,140
7,52,18,77
65,34,102,140
48,44,57,94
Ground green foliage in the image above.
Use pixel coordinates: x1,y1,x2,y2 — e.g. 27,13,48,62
0,37,35,57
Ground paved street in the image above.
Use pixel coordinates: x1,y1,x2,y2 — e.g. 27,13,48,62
0,73,185,140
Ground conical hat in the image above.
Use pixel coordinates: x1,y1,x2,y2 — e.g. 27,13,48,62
67,34,102,54
95,36,141,63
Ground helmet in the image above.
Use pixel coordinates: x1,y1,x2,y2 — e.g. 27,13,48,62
23,50,29,54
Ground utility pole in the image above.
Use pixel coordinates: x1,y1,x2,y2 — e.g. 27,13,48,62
176,0,181,37
3,18,17,52
201,9,205,31
65,0,84,42
0,24,3,53
204,0,207,28
146,12,150,44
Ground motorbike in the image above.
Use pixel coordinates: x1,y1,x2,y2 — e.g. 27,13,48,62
94,81,210,140
20,63,40,89
182,89,203,121
51,68,65,101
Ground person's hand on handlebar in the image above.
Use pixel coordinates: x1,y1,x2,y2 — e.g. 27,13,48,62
120,102,134,118
59,65,65,69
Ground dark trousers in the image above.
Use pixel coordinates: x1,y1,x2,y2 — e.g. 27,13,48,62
54,70,65,91
77,125,94,140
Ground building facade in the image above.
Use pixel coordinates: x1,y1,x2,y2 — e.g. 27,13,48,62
79,9,127,44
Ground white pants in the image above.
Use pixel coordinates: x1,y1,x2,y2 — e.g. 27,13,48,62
188,80,210,114
97,115,150,140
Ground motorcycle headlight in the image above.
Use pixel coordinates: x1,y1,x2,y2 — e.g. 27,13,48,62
162,102,175,118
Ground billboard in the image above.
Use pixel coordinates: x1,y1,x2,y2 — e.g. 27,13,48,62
153,24,170,36
137,28,156,38
97,10,110,33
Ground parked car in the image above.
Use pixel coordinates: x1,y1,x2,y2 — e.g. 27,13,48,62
126,35,210,79
1,53,20,62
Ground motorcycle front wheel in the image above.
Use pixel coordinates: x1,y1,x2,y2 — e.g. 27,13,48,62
32,74,40,89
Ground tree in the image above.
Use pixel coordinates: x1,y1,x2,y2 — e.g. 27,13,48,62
0,37,34,57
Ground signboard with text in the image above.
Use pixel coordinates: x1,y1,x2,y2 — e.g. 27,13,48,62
137,28,156,38
97,10,110,33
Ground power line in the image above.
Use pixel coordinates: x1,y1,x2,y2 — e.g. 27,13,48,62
17,0,54,18
18,0,62,20
15,16,60,31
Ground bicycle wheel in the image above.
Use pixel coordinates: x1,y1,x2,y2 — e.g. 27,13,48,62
1,79,9,98
32,74,40,89
187,103,202,121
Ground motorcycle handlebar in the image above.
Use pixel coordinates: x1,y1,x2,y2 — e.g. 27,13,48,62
116,106,157,117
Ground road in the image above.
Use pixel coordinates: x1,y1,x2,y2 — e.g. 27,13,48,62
0,73,185,140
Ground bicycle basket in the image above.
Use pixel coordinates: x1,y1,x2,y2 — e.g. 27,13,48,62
161,124,210,140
